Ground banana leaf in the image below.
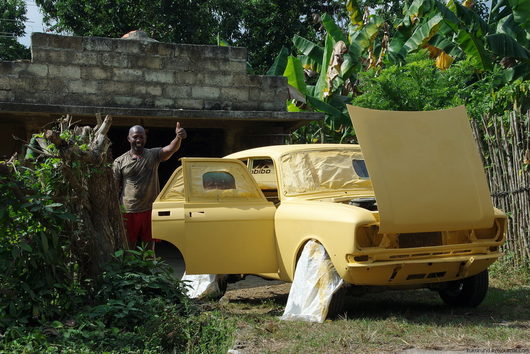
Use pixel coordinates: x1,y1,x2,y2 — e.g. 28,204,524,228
487,33,529,59
292,35,324,65
346,0,363,28
496,14,529,45
508,0,530,34
299,55,321,73
400,13,444,56
283,55,307,94
314,34,335,100
266,46,289,76
447,0,488,37
306,95,349,127
321,13,349,45
504,62,530,81
349,15,385,52
454,29,493,70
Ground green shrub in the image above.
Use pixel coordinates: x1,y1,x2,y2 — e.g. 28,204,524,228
1,158,235,352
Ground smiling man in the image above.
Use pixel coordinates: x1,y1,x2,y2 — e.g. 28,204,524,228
113,123,187,251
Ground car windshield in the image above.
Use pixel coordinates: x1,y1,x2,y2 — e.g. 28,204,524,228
280,149,371,195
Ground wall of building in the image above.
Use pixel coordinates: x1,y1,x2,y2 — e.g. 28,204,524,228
0,33,288,112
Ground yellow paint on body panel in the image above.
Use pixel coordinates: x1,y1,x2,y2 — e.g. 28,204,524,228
347,105,494,234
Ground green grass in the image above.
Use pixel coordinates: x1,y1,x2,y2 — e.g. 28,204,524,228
212,263,530,353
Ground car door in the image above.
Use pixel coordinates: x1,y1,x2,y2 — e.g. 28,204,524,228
182,158,278,275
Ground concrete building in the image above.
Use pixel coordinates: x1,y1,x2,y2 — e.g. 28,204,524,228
0,33,321,183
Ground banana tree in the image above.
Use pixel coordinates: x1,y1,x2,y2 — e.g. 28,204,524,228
268,1,388,143
388,0,530,79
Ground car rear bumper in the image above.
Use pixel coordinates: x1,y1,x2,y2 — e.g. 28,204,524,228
344,253,500,286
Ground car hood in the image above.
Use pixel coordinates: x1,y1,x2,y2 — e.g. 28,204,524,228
347,105,494,233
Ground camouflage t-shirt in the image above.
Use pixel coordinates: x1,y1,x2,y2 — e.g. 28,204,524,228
113,147,162,213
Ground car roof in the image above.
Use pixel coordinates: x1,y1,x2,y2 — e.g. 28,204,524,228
225,144,361,160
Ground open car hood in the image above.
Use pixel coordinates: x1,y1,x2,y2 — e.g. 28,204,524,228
347,105,494,233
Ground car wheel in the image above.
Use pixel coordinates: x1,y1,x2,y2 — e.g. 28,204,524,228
327,284,347,319
217,274,228,296
438,270,489,307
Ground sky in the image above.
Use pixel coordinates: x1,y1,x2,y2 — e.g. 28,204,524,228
20,0,46,47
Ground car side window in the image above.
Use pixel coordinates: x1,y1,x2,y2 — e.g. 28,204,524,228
352,159,369,179
203,171,236,190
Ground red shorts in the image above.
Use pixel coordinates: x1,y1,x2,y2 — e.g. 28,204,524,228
123,210,158,244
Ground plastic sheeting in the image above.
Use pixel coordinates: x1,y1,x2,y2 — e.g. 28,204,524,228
280,149,371,196
181,272,224,299
281,240,344,323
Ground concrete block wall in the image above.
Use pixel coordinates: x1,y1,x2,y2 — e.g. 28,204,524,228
0,33,288,111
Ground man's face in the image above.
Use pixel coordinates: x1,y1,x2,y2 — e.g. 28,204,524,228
128,128,146,150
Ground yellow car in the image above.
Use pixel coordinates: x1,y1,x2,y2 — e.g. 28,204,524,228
152,105,506,308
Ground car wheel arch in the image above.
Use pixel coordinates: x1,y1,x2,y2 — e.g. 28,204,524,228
291,236,339,279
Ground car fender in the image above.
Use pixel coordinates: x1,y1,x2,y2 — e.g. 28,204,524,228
275,200,377,282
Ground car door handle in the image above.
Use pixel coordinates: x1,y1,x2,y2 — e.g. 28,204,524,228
189,211,205,217
158,211,171,216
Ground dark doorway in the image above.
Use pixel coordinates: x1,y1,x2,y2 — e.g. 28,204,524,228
108,126,225,187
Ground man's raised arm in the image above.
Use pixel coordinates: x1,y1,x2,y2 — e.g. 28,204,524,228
160,122,187,162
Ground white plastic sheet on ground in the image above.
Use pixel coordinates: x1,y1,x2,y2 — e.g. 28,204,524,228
280,240,344,323
181,272,223,299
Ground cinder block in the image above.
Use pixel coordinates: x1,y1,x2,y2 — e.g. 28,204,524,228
229,47,247,60
84,37,114,52
0,90,14,102
146,85,163,96
199,59,221,72
45,78,68,92
113,68,144,81
260,101,286,111
143,42,174,56
204,100,232,110
220,87,249,102
164,86,191,98
19,64,48,77
81,67,112,80
68,80,98,94
48,65,81,79
144,70,175,84
175,71,197,85
131,55,162,70
234,74,261,87
191,86,220,99
202,45,231,59
206,72,233,87
0,77,10,90
100,53,130,68
113,96,144,106
226,59,247,73
73,52,98,66
260,75,287,89
48,35,83,50
154,98,174,108
174,98,203,110
30,33,49,48
114,40,142,54
162,57,190,71
100,81,134,95
134,84,163,96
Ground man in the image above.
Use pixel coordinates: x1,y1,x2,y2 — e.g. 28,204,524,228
113,122,186,250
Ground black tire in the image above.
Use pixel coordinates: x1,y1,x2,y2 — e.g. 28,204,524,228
327,284,347,319
217,275,228,295
438,270,489,307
